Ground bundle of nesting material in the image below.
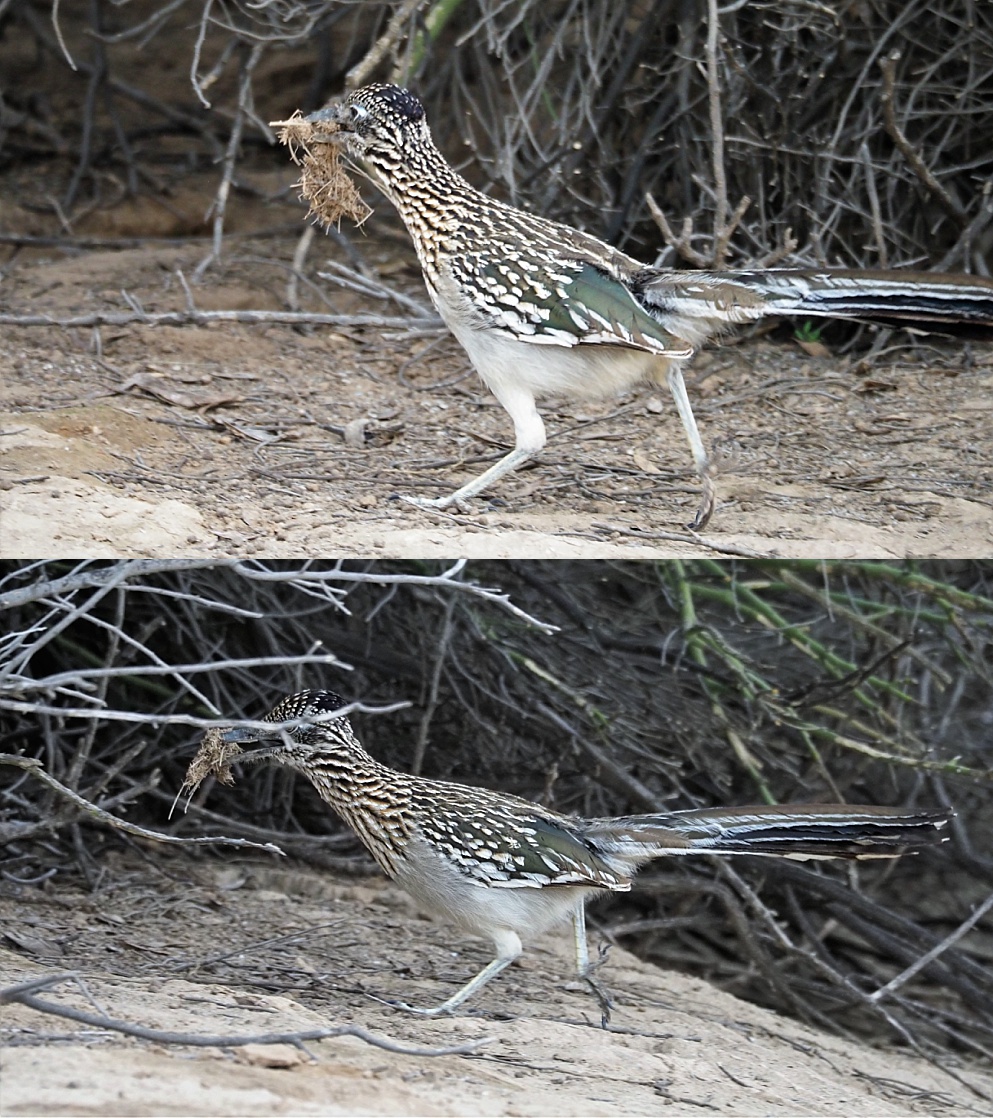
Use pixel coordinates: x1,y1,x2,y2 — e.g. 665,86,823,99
270,112,372,229
181,726,243,795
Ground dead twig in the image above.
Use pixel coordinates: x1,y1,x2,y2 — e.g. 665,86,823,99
0,755,284,855
346,0,425,89
868,891,993,1006
0,309,439,329
705,0,729,262
1,972,491,1056
645,193,710,268
879,53,966,224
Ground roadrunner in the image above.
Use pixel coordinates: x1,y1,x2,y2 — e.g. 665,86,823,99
221,689,950,1018
304,84,993,528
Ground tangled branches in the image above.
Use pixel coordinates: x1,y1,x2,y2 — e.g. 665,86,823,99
1,1,990,273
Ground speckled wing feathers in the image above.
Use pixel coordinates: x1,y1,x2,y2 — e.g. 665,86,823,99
410,785,631,891
454,254,695,357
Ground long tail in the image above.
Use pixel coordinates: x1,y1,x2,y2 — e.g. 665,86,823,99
587,803,951,865
640,268,993,332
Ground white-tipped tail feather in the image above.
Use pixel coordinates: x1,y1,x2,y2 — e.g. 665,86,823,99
642,268,993,333
586,803,950,870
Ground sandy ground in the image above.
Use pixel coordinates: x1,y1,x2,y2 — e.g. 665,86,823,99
2,229,992,559
2,853,991,1117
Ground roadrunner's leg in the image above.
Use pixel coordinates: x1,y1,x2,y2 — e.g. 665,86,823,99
402,381,546,510
573,907,613,1026
389,927,524,1016
666,364,715,530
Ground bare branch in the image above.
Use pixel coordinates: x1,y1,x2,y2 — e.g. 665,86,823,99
0,310,440,330
879,52,966,224
0,755,285,854
0,560,228,611
1,973,491,1057
644,194,710,268
705,0,728,250
347,0,424,89
869,892,993,1005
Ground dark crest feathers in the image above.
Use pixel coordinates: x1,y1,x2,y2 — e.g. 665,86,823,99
362,84,425,122
263,689,347,724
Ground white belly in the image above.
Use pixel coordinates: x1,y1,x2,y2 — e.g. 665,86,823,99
459,324,664,400
393,835,602,944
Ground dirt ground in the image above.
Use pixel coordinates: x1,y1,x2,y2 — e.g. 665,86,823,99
2,850,991,1117
2,180,992,558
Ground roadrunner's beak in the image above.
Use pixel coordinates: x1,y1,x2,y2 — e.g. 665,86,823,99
220,726,287,765
304,105,353,147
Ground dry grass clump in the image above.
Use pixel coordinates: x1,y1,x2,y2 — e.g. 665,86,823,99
181,726,243,794
272,112,372,230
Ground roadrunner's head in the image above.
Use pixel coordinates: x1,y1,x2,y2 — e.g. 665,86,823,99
222,689,357,764
306,84,429,172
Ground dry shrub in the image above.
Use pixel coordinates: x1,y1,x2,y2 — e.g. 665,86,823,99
1,1,989,270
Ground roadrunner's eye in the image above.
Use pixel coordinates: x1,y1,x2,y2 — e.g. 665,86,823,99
348,103,369,124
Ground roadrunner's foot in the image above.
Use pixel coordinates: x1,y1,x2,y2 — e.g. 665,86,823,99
688,470,717,531
398,493,473,513
582,941,614,1027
